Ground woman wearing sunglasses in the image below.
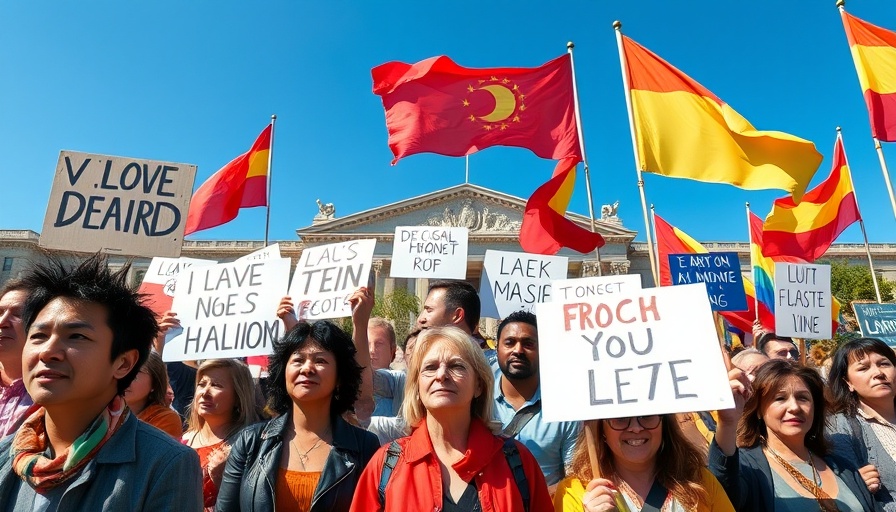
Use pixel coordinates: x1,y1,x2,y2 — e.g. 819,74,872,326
554,414,733,511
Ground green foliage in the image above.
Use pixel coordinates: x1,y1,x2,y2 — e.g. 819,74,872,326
372,288,421,347
822,259,894,317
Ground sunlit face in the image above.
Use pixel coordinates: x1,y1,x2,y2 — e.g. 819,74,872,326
735,353,770,383
194,367,237,422
601,416,663,469
0,290,27,367
418,340,481,414
846,351,896,402
764,340,797,361
124,367,153,411
497,322,538,380
404,335,418,366
417,289,458,330
760,376,814,442
24,297,134,412
285,342,338,404
368,325,395,371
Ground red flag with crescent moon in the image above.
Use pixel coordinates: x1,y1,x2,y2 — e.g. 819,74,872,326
372,54,579,163
372,54,602,255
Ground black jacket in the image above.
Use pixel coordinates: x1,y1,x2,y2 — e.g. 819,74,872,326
708,439,882,512
216,413,380,512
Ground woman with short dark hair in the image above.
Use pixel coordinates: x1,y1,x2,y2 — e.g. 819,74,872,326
216,319,379,512
711,359,879,511
827,337,896,510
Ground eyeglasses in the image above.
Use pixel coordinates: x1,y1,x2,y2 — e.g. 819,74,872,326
606,415,662,431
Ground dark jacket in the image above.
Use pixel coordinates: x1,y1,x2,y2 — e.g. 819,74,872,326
708,439,881,512
216,412,379,512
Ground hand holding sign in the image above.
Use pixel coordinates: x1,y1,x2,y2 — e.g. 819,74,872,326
288,239,376,320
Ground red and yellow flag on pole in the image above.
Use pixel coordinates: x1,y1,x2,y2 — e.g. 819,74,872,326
621,35,822,201
184,125,271,235
841,10,896,142
372,54,603,255
762,135,861,261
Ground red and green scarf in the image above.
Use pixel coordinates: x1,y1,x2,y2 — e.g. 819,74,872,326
11,396,130,491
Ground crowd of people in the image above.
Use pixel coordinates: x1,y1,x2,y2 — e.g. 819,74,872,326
0,254,893,511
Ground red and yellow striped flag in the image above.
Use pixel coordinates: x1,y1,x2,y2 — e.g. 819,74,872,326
841,10,896,142
622,35,822,201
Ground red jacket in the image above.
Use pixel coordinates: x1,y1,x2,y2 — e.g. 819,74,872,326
351,418,552,512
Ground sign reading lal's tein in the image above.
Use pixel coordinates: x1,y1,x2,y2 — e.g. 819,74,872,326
163,258,290,362
390,226,468,279
536,284,733,422
479,250,569,320
40,151,197,257
288,239,377,320
774,262,832,339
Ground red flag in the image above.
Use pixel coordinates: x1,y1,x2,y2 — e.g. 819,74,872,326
185,125,271,235
519,157,604,255
372,55,579,163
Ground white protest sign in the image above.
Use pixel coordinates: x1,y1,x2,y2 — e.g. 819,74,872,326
774,262,832,339
479,250,568,319
390,226,468,279
40,151,197,257
537,283,734,422
163,258,290,362
552,274,643,302
289,239,376,320
138,257,217,318
237,243,282,262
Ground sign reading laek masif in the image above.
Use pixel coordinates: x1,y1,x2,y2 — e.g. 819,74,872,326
479,250,568,319
537,283,733,422
162,258,290,361
40,151,197,257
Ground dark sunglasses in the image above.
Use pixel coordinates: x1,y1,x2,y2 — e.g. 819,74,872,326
606,415,662,431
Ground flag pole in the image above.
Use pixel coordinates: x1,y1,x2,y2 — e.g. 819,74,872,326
614,21,658,286
650,204,660,280
567,41,603,276
264,114,276,246
838,127,883,302
465,155,470,184
838,1,896,221
746,202,760,323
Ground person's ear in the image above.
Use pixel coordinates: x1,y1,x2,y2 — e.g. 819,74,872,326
451,308,465,326
113,349,139,380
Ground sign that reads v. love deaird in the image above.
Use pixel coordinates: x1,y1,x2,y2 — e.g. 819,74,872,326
40,151,197,257
537,283,733,422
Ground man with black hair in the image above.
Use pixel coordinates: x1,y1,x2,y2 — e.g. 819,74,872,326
493,310,579,488
0,255,202,511
0,279,33,436
416,279,481,335
756,331,799,360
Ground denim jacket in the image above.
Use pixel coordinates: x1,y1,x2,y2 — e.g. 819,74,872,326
216,413,379,512
0,413,203,512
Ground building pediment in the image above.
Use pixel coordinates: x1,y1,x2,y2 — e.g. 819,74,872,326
297,183,637,246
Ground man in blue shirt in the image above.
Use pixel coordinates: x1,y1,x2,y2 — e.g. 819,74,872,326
492,310,579,488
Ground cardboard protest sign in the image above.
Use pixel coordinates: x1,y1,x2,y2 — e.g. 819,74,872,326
288,239,376,320
552,274,643,302
138,257,217,318
237,243,281,262
40,151,197,257
854,302,896,346
162,258,290,362
479,250,568,319
537,283,734,422
667,252,747,312
774,262,832,339
390,226,468,279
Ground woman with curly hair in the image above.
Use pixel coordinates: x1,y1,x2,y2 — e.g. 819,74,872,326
216,319,379,512
554,414,733,511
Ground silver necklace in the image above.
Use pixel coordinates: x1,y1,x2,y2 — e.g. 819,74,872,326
290,430,329,470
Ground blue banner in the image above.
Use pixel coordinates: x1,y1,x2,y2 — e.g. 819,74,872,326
668,252,747,312
854,303,896,347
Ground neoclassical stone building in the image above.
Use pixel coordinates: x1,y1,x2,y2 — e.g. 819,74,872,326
3,183,895,328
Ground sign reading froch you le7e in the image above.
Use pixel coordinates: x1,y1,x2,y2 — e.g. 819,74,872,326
774,262,832,339
479,250,569,320
288,239,376,320
537,283,733,422
668,252,747,312
163,258,290,362
40,151,197,257
390,227,468,279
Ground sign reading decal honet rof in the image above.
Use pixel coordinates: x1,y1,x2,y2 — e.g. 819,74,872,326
536,283,733,422
40,151,197,257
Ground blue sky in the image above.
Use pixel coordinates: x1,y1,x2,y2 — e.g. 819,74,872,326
2,0,895,246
